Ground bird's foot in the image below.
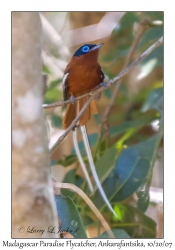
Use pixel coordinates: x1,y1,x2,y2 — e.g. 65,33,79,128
89,91,101,101
71,95,76,104
89,91,95,96
100,82,108,89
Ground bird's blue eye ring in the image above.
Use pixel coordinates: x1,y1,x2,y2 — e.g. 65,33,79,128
82,46,89,53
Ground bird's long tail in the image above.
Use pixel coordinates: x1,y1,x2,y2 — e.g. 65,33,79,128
70,97,98,192
72,127,94,192
63,96,117,217
80,125,118,218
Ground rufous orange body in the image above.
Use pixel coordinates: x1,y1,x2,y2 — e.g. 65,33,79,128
62,44,104,129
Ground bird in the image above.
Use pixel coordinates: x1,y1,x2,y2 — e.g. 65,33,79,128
62,43,117,218
62,43,105,129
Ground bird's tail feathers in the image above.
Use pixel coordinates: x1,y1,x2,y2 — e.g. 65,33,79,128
72,127,94,192
80,125,118,218
62,103,77,130
62,97,98,129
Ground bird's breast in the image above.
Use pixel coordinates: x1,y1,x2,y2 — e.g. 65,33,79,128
67,61,102,96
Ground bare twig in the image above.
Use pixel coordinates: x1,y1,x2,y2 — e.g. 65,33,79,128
54,182,115,238
102,22,148,136
43,92,91,109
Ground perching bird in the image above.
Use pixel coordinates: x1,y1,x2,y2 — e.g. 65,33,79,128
62,43,104,129
62,43,117,218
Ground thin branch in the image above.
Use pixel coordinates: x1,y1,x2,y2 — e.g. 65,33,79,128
141,19,163,27
109,36,163,86
50,95,94,152
54,182,115,238
43,92,91,109
43,36,163,110
48,36,163,152
102,22,148,136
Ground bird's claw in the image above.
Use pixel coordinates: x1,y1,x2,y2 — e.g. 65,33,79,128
89,91,95,96
71,95,76,104
100,82,108,89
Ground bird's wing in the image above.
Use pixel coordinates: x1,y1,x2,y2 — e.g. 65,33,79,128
63,69,70,101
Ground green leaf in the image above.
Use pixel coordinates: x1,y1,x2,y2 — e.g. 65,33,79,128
110,110,157,137
71,133,98,155
93,131,162,210
92,147,140,208
137,190,150,212
81,215,95,229
98,139,108,154
137,24,163,69
61,169,84,200
82,147,118,196
132,132,162,165
136,175,151,213
111,158,150,203
134,131,163,212
98,228,130,238
142,87,163,116
95,147,118,185
138,26,163,49
57,154,78,167
87,147,118,194
112,204,156,238
102,12,139,64
61,169,77,199
112,132,163,204
55,195,87,238
119,12,140,30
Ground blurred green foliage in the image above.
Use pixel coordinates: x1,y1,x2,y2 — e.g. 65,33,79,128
43,11,163,238
112,204,157,238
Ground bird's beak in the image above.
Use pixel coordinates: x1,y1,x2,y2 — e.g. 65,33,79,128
90,43,103,51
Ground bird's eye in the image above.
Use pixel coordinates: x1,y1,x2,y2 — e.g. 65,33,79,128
82,46,89,53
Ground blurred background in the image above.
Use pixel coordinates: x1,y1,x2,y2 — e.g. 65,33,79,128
41,12,163,238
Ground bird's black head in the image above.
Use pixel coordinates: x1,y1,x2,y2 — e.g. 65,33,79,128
73,43,103,57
